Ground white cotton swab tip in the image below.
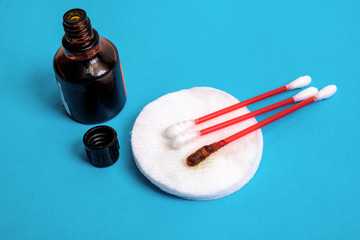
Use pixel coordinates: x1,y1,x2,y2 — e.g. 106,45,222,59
293,87,318,102
315,85,337,101
286,76,312,90
165,119,195,138
171,131,200,148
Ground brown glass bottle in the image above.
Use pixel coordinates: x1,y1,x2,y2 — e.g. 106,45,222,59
53,8,126,124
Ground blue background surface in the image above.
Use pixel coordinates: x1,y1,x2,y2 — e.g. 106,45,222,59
0,0,359,239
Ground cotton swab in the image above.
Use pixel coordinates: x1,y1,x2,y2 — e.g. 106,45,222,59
186,85,337,167
165,76,311,138
171,87,318,148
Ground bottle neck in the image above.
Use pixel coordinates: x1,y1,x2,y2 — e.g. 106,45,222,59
62,9,99,52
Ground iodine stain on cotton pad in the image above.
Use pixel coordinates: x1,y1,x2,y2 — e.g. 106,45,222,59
131,87,263,200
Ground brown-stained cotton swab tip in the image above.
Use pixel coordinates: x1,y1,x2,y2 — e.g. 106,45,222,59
186,140,226,167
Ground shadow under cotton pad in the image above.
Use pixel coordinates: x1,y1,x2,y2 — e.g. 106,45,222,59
131,87,263,200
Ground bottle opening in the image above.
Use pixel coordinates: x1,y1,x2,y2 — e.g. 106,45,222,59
63,8,86,24
70,14,80,21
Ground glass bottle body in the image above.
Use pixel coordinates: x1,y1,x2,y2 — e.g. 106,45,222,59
53,37,126,124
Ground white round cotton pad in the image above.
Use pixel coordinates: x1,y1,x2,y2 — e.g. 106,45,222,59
131,87,263,200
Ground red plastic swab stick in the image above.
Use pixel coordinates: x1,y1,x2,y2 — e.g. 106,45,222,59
223,97,315,144
186,85,337,167
200,98,292,135
165,76,311,138
195,86,287,124
171,87,318,148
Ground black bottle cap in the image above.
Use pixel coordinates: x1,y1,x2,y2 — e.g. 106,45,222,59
83,125,119,167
